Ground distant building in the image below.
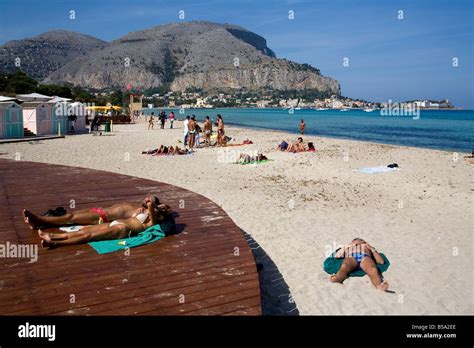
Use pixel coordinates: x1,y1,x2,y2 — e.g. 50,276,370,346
256,100,271,108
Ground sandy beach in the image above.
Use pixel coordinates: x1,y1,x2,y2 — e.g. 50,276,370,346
0,120,472,315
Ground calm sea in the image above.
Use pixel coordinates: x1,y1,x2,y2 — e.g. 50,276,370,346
143,108,474,152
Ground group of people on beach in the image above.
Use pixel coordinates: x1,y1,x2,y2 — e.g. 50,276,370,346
277,137,315,153
148,111,175,130
182,114,226,148
24,114,391,293
144,113,228,156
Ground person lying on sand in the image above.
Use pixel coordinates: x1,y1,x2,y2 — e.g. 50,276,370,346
330,238,389,292
23,196,162,229
286,137,305,153
36,200,172,249
142,145,187,155
236,153,268,164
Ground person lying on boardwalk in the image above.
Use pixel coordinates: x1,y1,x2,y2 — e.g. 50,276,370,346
36,199,172,249
142,145,187,155
23,195,161,229
236,153,268,164
330,238,389,291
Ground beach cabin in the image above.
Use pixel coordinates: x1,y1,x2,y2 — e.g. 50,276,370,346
0,101,24,139
21,102,54,136
69,102,87,132
50,102,69,135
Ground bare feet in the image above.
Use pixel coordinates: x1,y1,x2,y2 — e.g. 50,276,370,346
376,281,389,292
23,209,42,230
37,229,52,242
330,275,343,284
38,230,55,249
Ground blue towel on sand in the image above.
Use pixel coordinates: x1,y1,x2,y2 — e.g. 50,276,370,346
88,224,165,254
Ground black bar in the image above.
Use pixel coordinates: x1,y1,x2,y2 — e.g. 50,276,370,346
0,316,472,346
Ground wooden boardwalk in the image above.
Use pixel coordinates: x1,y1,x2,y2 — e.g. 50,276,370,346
0,159,261,315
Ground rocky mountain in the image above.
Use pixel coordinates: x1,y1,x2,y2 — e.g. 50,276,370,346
5,22,340,94
0,30,108,79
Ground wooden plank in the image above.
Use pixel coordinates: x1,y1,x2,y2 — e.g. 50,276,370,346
0,159,261,315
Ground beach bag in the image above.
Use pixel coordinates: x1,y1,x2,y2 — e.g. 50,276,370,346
279,141,288,150
43,206,67,217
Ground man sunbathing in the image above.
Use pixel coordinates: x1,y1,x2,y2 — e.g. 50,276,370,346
23,195,161,229
236,153,268,164
36,200,171,249
330,238,389,291
286,137,305,153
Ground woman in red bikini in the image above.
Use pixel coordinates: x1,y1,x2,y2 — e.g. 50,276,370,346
23,196,161,229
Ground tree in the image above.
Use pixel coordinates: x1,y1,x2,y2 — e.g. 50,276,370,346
108,90,123,106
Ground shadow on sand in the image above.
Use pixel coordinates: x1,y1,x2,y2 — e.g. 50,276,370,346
242,230,299,316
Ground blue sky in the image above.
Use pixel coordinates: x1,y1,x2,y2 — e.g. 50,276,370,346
1,0,473,108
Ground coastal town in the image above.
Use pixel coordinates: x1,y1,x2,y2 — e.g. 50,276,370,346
138,91,456,110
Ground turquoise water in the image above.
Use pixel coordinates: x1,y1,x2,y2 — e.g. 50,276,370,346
143,108,474,152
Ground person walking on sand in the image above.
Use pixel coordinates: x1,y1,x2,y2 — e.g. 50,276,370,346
169,112,175,129
300,119,306,135
329,238,389,292
183,115,190,146
203,116,212,146
188,115,197,149
217,114,225,146
148,112,155,130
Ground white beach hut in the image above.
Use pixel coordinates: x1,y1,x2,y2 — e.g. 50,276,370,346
0,101,24,138
21,102,54,136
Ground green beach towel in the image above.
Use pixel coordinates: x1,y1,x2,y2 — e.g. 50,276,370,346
88,224,166,254
239,159,273,165
323,251,390,277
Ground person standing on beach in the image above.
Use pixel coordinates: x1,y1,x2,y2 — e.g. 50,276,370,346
188,115,196,149
300,119,306,135
148,112,155,130
203,116,212,146
169,112,175,129
217,114,225,146
183,115,190,146
159,111,166,129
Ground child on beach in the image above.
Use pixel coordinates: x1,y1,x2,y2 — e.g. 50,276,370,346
148,112,155,130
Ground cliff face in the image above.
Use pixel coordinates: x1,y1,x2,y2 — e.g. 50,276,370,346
0,30,108,79
170,64,339,93
16,21,339,94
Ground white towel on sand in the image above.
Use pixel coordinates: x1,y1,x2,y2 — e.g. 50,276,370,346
355,166,400,174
